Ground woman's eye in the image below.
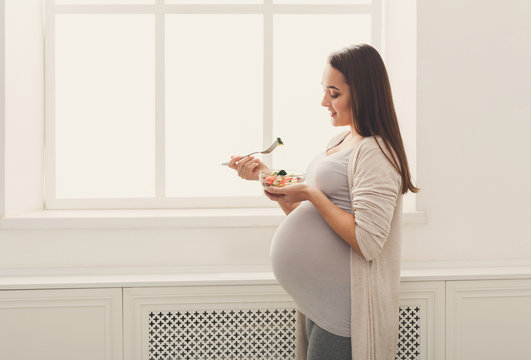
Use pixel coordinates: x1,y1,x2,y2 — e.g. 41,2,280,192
330,93,339,99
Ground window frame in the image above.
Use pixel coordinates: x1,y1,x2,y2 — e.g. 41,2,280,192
0,0,424,227
44,0,383,210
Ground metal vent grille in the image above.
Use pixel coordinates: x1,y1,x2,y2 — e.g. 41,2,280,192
148,306,421,360
148,309,296,360
396,306,421,360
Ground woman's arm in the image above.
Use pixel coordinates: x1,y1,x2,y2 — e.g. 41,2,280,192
307,188,365,259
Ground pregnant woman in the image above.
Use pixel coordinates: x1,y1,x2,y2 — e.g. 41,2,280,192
227,44,419,360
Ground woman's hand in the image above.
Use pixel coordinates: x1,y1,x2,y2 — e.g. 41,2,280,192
264,183,316,205
227,155,269,181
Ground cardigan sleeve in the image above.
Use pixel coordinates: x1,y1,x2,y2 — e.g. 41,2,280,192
351,145,401,261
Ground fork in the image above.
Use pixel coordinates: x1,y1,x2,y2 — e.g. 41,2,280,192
221,140,280,166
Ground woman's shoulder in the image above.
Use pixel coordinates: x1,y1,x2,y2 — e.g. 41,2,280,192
357,135,382,150
356,135,395,159
350,135,402,183
350,135,399,172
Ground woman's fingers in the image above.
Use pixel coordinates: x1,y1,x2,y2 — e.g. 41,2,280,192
228,155,264,180
242,159,258,178
237,156,254,178
227,155,241,169
265,186,285,196
263,190,277,201
264,189,285,201
265,186,282,194
244,160,259,176
240,162,248,178
236,156,253,171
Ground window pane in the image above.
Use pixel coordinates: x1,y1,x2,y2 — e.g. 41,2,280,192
165,15,263,198
274,0,370,4
55,0,155,4
166,0,261,3
272,15,371,171
55,14,155,198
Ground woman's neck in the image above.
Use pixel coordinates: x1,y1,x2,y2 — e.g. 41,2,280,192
345,128,364,146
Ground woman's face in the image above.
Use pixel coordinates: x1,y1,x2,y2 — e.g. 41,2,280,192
321,64,353,127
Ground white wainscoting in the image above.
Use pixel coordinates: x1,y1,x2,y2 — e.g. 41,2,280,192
0,288,123,360
446,279,531,360
399,281,445,360
1,270,531,360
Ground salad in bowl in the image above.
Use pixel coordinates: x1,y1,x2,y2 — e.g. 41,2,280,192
259,169,305,188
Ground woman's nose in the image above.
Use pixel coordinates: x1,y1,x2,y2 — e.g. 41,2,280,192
321,94,329,108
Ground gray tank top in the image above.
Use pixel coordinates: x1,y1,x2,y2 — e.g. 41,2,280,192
270,145,353,337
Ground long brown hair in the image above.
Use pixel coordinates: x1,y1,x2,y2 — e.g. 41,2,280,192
328,44,420,194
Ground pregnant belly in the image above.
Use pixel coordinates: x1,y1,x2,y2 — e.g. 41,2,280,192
270,201,351,306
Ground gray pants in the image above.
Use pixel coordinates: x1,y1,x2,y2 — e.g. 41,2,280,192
305,317,352,360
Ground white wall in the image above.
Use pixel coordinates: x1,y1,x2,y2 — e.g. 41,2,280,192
1,0,531,275
0,0,5,217
384,0,418,213
3,0,44,217
403,0,531,263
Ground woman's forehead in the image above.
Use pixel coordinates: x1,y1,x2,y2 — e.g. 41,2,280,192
321,65,347,88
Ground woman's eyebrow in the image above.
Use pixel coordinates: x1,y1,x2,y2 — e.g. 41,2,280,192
321,82,341,91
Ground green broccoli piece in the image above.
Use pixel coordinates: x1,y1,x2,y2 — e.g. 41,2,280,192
276,137,284,146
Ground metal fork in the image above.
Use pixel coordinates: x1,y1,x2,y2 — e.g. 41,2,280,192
221,140,280,166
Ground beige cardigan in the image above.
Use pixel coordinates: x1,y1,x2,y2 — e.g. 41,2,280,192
295,130,403,360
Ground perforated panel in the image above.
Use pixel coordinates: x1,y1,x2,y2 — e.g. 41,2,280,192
396,306,421,360
147,306,421,360
148,309,296,360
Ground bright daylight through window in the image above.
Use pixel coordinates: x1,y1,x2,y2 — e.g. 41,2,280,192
44,0,415,211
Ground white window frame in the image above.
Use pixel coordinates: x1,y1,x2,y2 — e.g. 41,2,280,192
44,0,383,210
0,0,426,228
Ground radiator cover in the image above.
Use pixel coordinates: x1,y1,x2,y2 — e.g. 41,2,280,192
147,306,420,360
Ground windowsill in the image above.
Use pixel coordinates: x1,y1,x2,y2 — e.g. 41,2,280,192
2,261,531,290
0,208,427,229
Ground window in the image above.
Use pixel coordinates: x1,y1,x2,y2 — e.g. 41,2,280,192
44,0,399,210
